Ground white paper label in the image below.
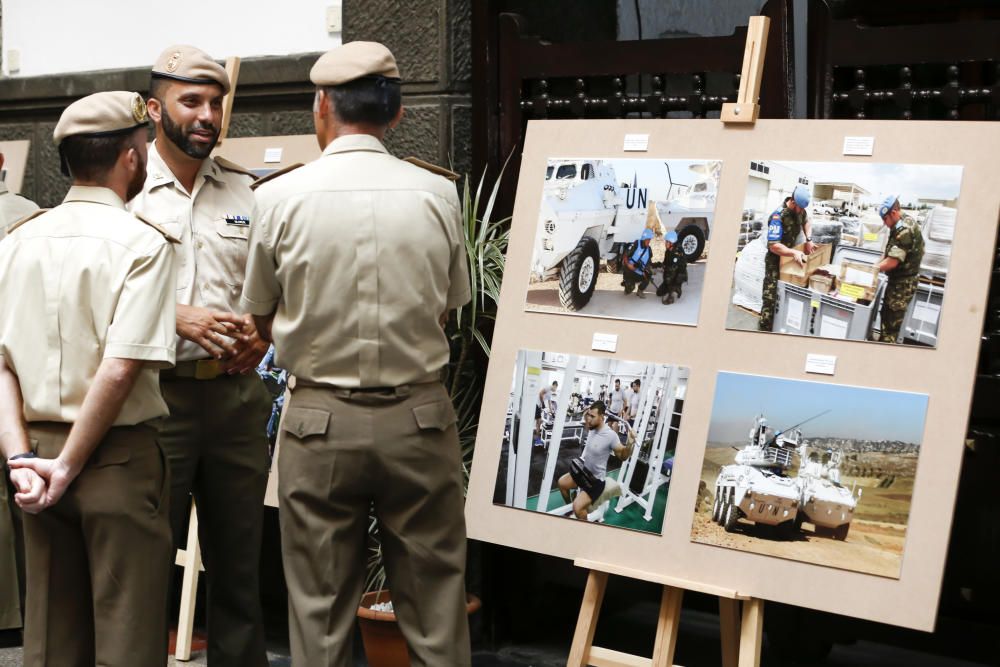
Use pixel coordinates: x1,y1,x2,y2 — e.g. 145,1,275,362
819,315,849,339
263,147,283,163
785,299,804,330
592,332,618,352
843,136,875,156
843,267,875,287
623,134,649,152
913,302,941,325
805,353,837,376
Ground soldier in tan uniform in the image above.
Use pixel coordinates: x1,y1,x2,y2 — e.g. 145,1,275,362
128,44,271,667
243,42,472,667
0,91,177,666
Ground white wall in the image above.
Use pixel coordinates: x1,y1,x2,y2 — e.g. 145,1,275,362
2,0,342,77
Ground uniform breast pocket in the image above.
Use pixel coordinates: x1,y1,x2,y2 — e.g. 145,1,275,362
214,218,250,287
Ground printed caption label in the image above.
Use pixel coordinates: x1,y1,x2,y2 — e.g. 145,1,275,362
623,134,649,152
805,353,837,376
592,333,619,353
843,136,875,156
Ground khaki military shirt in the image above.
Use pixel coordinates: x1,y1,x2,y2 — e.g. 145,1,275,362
242,134,471,388
128,141,256,361
0,186,177,425
0,181,40,240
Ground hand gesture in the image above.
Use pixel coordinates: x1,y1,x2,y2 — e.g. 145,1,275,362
221,315,271,375
176,305,244,360
8,467,47,514
8,456,76,512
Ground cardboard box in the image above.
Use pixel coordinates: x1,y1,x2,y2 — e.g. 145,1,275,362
779,243,832,287
838,260,880,301
841,233,860,247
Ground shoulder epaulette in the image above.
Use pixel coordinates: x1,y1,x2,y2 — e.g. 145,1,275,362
250,163,304,191
133,212,181,244
5,208,48,235
213,156,258,180
403,157,459,182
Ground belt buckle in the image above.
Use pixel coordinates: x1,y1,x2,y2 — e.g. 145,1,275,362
195,359,222,380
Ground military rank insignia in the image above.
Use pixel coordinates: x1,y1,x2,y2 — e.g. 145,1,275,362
225,215,250,227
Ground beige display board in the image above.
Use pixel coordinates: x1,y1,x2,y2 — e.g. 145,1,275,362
465,118,1000,631
0,140,31,194
212,134,321,175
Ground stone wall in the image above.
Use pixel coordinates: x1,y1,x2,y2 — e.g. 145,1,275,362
0,0,472,207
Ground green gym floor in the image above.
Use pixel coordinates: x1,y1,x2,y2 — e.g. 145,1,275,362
523,468,670,534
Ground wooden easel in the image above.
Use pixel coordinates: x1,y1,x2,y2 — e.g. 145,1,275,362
567,559,762,667
568,17,771,667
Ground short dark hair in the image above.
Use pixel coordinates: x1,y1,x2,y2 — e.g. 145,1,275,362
323,77,401,126
60,131,139,181
588,401,607,416
632,379,641,387
148,76,170,102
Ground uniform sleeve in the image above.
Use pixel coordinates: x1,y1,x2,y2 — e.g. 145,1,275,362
444,190,471,310
104,240,177,369
766,211,783,246
887,227,912,263
241,202,283,315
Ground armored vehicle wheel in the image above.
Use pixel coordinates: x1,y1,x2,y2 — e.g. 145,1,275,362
722,496,740,532
559,238,600,311
833,523,850,541
677,226,705,263
712,489,723,523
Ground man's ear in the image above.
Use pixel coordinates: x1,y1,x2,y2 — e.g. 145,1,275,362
146,97,162,123
388,105,405,130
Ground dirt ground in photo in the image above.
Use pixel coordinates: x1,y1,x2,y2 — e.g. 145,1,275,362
691,448,916,579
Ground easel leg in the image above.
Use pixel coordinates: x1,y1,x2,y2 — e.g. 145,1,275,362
718,598,741,667
738,598,765,667
567,570,609,666
175,501,203,661
651,585,684,666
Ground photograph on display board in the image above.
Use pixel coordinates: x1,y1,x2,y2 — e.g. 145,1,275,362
525,158,721,325
493,349,688,536
727,161,963,347
691,372,928,579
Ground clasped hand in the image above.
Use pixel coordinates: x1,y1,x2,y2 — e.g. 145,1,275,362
7,457,75,514
176,306,269,374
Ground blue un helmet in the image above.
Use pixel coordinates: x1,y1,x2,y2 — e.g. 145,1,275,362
792,186,810,209
664,230,678,244
879,193,900,219
640,228,654,242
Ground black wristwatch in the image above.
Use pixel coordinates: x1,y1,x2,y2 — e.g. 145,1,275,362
6,451,37,466
805,236,812,242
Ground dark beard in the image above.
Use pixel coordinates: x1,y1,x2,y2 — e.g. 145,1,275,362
161,106,218,159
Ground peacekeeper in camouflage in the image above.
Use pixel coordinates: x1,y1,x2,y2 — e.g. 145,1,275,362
128,44,271,667
0,153,40,241
242,41,473,667
876,194,925,343
656,230,688,305
760,189,815,331
0,91,177,666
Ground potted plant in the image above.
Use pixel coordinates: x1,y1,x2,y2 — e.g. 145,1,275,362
356,164,511,666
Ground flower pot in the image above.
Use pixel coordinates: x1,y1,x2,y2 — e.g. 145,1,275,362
357,590,482,667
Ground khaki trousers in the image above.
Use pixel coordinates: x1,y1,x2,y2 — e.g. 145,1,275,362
158,372,271,667
22,422,172,667
279,381,470,667
0,475,24,630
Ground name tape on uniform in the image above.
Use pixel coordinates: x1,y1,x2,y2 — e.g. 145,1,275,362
264,147,283,163
592,332,619,353
805,353,837,376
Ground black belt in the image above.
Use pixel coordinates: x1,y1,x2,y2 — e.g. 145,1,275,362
161,359,225,381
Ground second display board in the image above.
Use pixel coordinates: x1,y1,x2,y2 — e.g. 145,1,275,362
464,118,1000,632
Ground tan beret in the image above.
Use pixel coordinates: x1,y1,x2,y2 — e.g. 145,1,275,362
53,91,149,145
310,41,401,86
151,45,230,94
